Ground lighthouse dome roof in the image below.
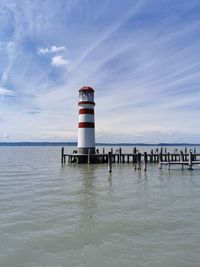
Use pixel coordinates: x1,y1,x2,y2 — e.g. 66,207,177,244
79,86,95,92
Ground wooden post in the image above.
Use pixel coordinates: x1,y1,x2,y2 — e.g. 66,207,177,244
160,147,163,162
167,153,170,170
112,149,115,163
155,149,158,162
117,148,119,163
185,152,188,161
122,154,125,163
119,148,122,163
108,151,112,172
188,150,193,170
194,147,196,160
143,152,147,171
137,152,141,170
127,155,129,163
133,147,137,163
180,150,183,161
180,150,183,170
158,152,162,169
61,147,64,163
150,149,153,163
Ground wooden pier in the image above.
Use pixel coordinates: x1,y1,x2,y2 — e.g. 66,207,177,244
61,147,200,171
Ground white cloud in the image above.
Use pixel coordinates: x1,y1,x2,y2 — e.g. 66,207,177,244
38,45,66,55
51,46,66,52
51,55,69,67
0,87,15,96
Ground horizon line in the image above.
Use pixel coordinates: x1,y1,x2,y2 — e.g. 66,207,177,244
0,141,200,146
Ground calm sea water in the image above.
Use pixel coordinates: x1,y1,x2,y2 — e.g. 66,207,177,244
0,146,200,267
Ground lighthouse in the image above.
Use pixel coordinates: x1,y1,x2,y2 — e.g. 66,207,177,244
78,86,95,154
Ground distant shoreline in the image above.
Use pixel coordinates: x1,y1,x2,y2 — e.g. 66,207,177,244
0,142,200,147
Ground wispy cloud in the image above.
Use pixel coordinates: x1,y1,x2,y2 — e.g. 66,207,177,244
0,87,15,96
0,42,17,87
68,0,145,72
38,45,66,55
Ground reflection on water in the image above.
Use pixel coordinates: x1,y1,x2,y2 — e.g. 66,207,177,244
136,170,148,184
78,165,97,223
0,146,200,267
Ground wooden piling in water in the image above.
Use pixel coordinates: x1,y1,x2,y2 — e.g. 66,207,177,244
194,148,197,160
108,151,112,172
136,152,141,170
143,152,147,171
188,150,193,170
119,148,122,163
133,147,137,163
167,153,170,170
180,150,184,170
61,147,64,163
150,149,153,163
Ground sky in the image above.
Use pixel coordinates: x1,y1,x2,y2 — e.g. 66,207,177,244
0,0,200,143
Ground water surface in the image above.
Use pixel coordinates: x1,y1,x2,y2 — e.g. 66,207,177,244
0,146,200,267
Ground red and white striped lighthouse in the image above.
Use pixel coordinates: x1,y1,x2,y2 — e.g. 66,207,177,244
78,86,95,154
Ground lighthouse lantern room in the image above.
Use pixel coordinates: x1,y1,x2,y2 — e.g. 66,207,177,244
78,86,95,154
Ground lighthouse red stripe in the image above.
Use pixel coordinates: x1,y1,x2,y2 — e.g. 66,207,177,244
78,101,95,106
78,122,95,128
79,109,94,114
